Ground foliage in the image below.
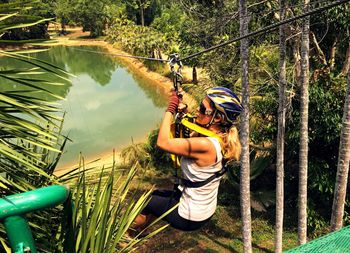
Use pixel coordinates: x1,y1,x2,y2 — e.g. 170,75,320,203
0,0,52,40
68,0,112,37
0,43,70,195
150,3,185,43
53,0,127,37
145,129,172,170
104,1,128,26
310,3,350,74
307,204,329,238
124,0,162,26
106,17,172,58
246,51,348,230
57,162,168,253
284,76,348,220
53,0,73,34
121,129,172,172
121,143,152,169
177,1,238,71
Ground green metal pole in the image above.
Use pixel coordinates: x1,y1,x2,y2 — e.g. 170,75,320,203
0,185,70,219
3,215,36,253
0,185,70,252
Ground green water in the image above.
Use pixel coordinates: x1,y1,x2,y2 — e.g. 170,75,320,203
0,46,168,167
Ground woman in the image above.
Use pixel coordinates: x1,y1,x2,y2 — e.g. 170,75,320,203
134,86,242,232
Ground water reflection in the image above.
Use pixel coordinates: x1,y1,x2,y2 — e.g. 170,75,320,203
48,46,119,86
0,46,168,167
123,66,168,108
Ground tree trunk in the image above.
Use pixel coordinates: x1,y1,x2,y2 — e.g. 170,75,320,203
329,37,338,71
330,68,350,231
192,66,198,84
341,41,350,76
310,31,327,66
275,0,286,252
140,6,145,27
298,0,310,245
293,39,302,86
239,0,252,252
60,21,66,35
157,49,163,60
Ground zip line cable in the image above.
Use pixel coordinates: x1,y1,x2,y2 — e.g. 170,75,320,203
70,47,170,62
181,0,350,62
185,0,332,35
70,0,349,63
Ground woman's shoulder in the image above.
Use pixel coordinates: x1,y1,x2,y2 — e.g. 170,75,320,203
189,136,214,145
183,136,218,156
205,137,222,149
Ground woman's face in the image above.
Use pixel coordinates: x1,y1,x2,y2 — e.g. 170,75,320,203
195,97,215,127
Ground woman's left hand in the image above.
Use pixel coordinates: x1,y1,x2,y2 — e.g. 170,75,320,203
166,91,180,114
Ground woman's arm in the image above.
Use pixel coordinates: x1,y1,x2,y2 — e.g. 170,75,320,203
156,111,212,158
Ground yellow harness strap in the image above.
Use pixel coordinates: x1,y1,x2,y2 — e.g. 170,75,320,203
170,116,225,167
180,118,224,149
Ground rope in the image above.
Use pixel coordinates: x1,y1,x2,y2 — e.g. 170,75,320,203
70,47,169,62
180,0,350,62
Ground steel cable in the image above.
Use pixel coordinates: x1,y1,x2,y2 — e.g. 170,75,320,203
180,0,350,62
182,0,333,35
70,47,169,62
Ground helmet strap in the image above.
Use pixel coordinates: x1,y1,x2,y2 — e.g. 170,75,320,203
205,110,218,128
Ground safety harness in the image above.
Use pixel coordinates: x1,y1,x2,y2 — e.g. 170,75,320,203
170,116,229,188
168,54,228,189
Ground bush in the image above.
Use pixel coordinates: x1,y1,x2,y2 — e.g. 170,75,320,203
106,18,173,59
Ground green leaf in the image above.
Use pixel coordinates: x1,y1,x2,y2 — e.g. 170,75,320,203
0,17,52,33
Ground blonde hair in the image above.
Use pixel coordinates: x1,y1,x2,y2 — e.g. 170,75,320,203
220,126,241,161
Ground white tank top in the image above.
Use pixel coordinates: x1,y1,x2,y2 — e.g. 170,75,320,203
178,137,223,221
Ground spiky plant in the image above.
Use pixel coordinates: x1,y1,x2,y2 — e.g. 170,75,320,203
57,159,170,253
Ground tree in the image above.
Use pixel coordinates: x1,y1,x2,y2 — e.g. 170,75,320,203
239,0,252,252
0,0,52,40
330,68,350,231
309,4,350,78
70,0,111,37
298,0,310,245
54,0,72,35
275,0,287,252
125,0,152,27
342,41,350,76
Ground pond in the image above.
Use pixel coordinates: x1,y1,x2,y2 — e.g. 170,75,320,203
0,46,168,168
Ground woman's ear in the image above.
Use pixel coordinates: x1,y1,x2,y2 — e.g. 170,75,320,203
214,113,222,123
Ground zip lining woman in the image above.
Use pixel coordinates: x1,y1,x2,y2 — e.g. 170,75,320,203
133,86,243,232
